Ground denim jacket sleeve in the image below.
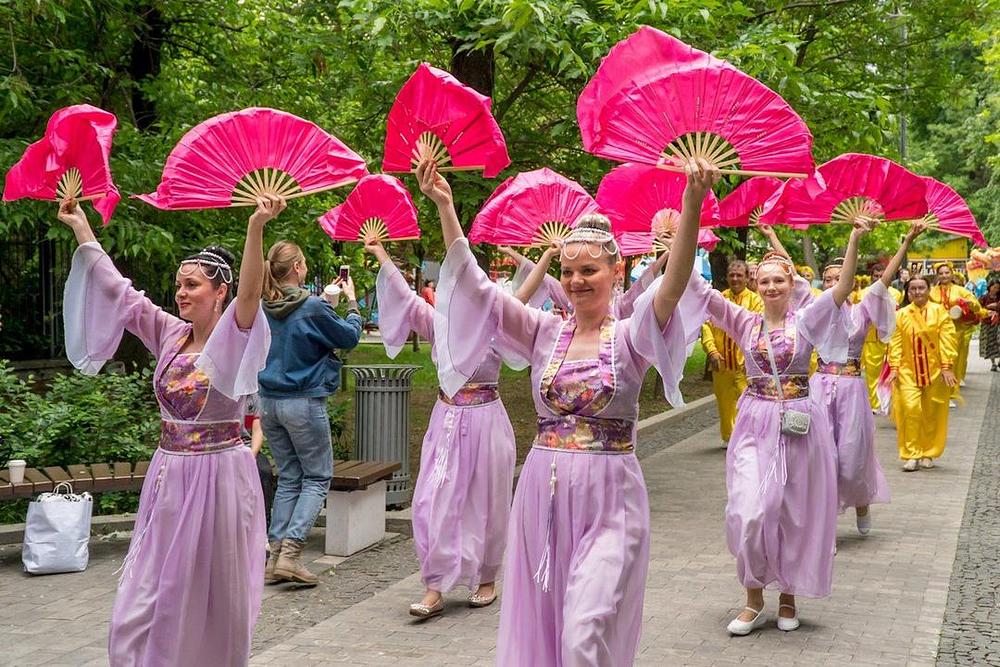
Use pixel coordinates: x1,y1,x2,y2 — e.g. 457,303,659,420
314,301,363,351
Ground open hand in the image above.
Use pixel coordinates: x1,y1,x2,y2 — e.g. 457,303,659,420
708,352,722,372
941,368,957,387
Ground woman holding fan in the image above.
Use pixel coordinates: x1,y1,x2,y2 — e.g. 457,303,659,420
58,195,282,665
365,237,516,619
684,220,870,635
420,155,717,665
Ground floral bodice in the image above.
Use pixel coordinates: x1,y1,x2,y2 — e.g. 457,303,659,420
539,316,616,417
748,311,802,376
157,353,210,420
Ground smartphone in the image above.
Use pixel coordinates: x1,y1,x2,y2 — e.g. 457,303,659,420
338,265,350,282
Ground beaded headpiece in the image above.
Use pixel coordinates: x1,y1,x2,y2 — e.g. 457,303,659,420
179,249,234,284
757,251,794,276
561,226,620,261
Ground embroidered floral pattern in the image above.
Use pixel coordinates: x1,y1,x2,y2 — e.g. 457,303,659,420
535,415,634,452
747,375,810,400
749,310,797,375
159,420,243,453
157,351,209,419
438,383,500,406
539,316,616,416
816,358,863,377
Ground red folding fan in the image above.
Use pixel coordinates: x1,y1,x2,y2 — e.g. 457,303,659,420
616,227,721,257
759,153,927,227
468,168,599,247
382,63,511,178
716,176,783,227
596,163,720,237
136,108,367,210
910,178,986,247
578,29,814,179
317,175,419,243
3,104,121,224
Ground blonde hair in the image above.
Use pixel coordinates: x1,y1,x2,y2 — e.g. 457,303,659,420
263,240,306,301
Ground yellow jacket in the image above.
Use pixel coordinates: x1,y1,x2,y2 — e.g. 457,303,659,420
888,302,958,387
702,288,763,372
929,283,986,330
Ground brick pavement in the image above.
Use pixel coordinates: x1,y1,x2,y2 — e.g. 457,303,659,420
0,357,991,666
248,357,992,666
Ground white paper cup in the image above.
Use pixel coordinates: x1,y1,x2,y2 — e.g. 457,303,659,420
323,284,342,301
7,460,26,484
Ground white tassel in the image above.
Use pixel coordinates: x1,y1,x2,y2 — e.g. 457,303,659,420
429,411,457,489
114,461,168,584
533,455,558,592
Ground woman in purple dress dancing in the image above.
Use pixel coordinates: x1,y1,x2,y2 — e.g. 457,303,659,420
59,194,282,666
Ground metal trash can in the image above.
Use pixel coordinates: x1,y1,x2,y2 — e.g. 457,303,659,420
346,364,420,506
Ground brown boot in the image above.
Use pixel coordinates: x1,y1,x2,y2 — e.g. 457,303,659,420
264,540,284,584
273,539,319,585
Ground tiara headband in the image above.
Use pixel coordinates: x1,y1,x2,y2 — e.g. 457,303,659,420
179,248,234,284
758,252,794,275
823,257,845,273
561,227,619,261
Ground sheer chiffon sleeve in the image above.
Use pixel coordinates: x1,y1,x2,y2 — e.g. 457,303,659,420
859,281,897,343
436,238,549,397
375,262,435,358
512,257,570,310
196,300,270,399
614,263,659,319
796,289,849,364
63,242,184,374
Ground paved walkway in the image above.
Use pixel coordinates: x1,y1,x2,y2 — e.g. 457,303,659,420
0,355,994,666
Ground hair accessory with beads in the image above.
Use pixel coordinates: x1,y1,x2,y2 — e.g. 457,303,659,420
180,248,234,284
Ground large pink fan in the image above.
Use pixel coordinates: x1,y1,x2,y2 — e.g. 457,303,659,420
617,227,720,256
382,63,510,178
136,108,367,210
3,104,120,224
468,168,599,246
716,176,783,227
596,163,720,236
579,28,814,178
318,175,419,243
759,153,927,227
913,178,986,247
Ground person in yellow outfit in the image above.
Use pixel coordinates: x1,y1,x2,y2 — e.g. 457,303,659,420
701,260,763,445
887,275,958,471
929,262,987,404
861,264,903,411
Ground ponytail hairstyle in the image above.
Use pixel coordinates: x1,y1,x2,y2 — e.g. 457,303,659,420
562,213,619,264
263,240,306,302
180,245,237,303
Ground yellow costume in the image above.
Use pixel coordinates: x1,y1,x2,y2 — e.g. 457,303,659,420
888,303,958,461
928,283,986,396
861,285,902,410
701,288,763,443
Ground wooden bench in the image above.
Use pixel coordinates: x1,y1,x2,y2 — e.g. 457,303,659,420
0,462,149,498
326,459,400,557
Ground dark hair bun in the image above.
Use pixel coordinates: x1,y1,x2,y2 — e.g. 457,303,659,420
576,213,612,232
202,245,236,266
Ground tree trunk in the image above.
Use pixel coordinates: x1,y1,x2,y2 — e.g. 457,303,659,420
411,263,422,352
450,43,495,97
802,230,818,274
708,248,729,290
128,4,166,130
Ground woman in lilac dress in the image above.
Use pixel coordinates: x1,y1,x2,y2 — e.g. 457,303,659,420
811,222,925,534
686,221,871,636
59,194,282,666
365,237,516,619
419,157,718,666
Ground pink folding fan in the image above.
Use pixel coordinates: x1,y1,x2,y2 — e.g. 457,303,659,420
596,163,720,236
578,29,814,179
759,153,927,227
716,176,783,227
136,108,368,210
382,63,511,178
616,226,721,257
913,178,986,247
468,168,599,246
3,104,121,224
317,175,419,243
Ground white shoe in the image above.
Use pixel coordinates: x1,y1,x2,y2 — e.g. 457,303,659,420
902,459,918,472
777,604,800,631
856,511,871,535
949,400,957,409
960,380,966,387
919,457,935,469
727,606,766,636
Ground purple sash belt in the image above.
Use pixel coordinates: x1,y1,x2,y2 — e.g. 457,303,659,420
159,419,244,454
438,383,500,406
817,358,863,377
533,414,634,453
746,375,810,401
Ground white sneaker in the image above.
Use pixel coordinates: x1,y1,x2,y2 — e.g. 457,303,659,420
777,604,800,631
902,459,918,472
727,606,766,636
919,457,935,469
949,400,957,409
856,511,871,535
960,380,966,387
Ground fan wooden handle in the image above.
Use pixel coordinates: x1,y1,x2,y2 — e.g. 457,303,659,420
56,193,104,203
386,166,486,175
227,178,359,207
655,163,808,179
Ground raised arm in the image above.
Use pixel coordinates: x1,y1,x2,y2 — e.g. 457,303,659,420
58,199,98,245
831,220,872,307
880,222,926,289
514,243,560,304
417,159,463,250
756,224,793,267
236,195,285,330
654,159,720,327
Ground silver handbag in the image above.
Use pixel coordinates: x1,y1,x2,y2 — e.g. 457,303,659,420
762,319,810,436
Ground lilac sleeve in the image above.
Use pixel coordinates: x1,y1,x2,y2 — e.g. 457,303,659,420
196,300,270,399
791,275,815,309
796,289,849,364
859,281,897,343
436,239,548,397
375,262,434,358
63,242,184,374
627,268,707,407
513,257,569,310
614,264,659,319
543,274,571,311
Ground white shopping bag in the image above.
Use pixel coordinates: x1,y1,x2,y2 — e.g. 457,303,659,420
22,481,93,574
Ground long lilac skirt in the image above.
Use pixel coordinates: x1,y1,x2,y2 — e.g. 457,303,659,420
411,398,515,592
497,447,650,666
811,373,891,511
726,394,837,598
109,444,265,667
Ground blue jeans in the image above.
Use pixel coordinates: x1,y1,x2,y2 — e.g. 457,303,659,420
260,396,333,543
